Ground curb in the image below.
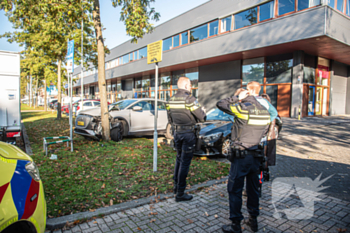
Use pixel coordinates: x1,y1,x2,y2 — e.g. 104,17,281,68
46,176,228,230
21,123,33,155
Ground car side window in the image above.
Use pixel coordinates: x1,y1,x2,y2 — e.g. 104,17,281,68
157,102,166,111
93,102,101,106
84,102,92,107
133,101,154,111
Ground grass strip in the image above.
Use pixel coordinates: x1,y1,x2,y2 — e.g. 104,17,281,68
22,112,230,218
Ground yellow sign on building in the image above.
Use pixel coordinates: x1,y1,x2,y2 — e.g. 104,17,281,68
147,40,163,64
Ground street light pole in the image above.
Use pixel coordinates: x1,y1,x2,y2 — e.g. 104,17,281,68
81,8,84,111
153,62,159,172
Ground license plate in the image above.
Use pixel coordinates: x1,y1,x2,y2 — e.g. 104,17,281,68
77,121,84,126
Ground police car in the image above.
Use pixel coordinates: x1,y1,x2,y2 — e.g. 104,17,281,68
0,141,46,233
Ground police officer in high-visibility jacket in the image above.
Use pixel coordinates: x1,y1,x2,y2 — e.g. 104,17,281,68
217,81,277,233
166,77,206,202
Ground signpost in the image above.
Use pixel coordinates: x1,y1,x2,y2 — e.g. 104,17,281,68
147,40,163,172
66,39,74,152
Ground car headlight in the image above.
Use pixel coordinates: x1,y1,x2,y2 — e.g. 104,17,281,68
25,161,41,181
202,132,222,143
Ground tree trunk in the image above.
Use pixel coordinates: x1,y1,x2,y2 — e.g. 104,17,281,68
44,79,47,111
35,77,39,109
57,59,62,119
93,0,110,141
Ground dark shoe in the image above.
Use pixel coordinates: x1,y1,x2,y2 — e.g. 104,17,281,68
221,220,242,233
246,216,258,232
175,191,193,202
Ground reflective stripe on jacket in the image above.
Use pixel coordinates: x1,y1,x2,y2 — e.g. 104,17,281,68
166,89,206,126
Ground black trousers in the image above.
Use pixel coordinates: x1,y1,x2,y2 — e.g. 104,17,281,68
228,153,261,221
173,131,196,191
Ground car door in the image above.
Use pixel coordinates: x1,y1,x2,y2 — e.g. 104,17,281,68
153,101,168,130
129,100,155,132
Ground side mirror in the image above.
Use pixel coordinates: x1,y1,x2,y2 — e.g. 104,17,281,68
132,106,142,111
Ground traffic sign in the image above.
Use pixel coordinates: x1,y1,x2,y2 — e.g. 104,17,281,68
66,40,74,73
64,84,68,89
147,40,163,64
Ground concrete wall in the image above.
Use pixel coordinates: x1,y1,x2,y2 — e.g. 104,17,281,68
291,51,304,118
326,7,350,46
331,61,349,115
198,60,241,110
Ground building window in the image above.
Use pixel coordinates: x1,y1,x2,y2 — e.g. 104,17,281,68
190,24,208,43
133,51,138,61
209,20,219,36
122,54,129,64
278,0,295,15
327,0,335,8
138,47,147,59
172,70,185,89
303,53,317,84
259,1,274,21
347,0,350,15
173,35,180,48
142,78,150,93
163,37,172,51
266,85,278,109
186,68,199,98
235,7,258,29
266,53,293,84
129,52,133,62
337,0,344,11
298,0,321,11
181,31,188,45
135,78,142,91
160,72,171,90
220,16,232,33
242,57,264,85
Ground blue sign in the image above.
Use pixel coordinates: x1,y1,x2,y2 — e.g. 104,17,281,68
64,84,68,89
66,40,74,73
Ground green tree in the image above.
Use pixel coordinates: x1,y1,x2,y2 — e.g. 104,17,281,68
91,0,160,141
1,0,99,118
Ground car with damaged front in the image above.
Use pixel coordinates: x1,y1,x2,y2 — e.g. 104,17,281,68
74,98,173,142
193,108,282,157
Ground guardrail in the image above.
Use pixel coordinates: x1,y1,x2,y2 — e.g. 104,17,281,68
43,136,72,156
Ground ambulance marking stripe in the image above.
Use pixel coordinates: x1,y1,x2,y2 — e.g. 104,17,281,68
22,179,40,219
10,160,32,220
0,182,10,203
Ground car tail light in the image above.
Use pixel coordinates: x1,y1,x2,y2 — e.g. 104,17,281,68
77,106,80,111
7,132,21,138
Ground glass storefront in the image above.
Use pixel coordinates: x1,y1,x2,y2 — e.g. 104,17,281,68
242,57,264,85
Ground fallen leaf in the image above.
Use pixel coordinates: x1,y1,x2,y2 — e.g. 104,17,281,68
93,221,97,224
110,199,113,206
205,212,209,217
187,219,194,224
215,214,218,218
137,227,142,231
150,219,156,223
89,209,96,212
101,183,105,189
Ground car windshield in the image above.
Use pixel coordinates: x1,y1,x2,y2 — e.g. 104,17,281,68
109,99,137,111
206,108,231,121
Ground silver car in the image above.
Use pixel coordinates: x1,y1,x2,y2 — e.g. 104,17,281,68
74,98,172,141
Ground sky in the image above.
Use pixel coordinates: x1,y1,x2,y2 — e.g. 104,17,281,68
0,0,209,52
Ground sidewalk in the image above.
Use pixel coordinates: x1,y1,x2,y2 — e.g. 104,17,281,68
48,182,350,233
46,116,350,233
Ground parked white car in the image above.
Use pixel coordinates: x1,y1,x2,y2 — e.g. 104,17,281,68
75,100,101,115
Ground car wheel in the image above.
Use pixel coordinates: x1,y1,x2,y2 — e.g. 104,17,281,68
165,124,174,139
221,138,232,157
111,126,123,142
120,120,128,136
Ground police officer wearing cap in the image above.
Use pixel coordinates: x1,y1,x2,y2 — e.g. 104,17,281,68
166,77,206,202
217,81,277,233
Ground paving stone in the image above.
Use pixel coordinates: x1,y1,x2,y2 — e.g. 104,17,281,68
82,227,99,233
98,223,110,232
79,223,89,230
120,226,133,233
71,225,82,233
103,216,113,223
62,230,72,233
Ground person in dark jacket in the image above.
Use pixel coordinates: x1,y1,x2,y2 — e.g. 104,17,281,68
217,81,277,233
166,77,206,202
